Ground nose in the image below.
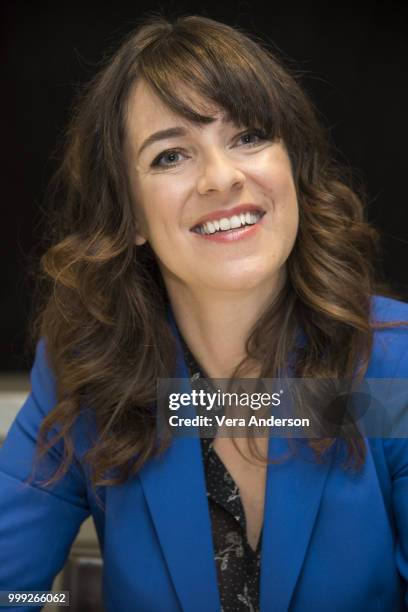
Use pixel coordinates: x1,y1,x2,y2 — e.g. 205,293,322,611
196,148,245,196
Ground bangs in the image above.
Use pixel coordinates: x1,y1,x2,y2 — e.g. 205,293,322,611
136,22,284,140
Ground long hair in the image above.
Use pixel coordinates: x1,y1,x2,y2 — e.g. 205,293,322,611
31,14,405,489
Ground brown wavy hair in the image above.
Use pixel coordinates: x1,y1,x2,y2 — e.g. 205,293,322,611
31,14,406,489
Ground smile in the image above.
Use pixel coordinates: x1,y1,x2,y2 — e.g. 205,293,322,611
189,204,266,243
192,210,265,235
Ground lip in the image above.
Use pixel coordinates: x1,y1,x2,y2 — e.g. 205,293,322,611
192,220,264,243
190,203,265,231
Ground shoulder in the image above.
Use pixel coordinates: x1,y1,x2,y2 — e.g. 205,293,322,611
370,294,408,325
30,338,57,415
367,294,408,378
16,338,96,460
362,296,408,483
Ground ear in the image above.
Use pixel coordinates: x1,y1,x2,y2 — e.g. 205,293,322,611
135,232,147,246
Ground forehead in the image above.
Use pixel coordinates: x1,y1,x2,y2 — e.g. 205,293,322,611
125,79,224,139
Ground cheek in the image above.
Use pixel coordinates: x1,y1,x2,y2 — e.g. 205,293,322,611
261,157,296,197
257,164,299,257
137,179,188,236
132,192,167,242
255,161,298,222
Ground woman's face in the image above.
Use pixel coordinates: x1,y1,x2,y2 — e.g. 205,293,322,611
124,80,299,295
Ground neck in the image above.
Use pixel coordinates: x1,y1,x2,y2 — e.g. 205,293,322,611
165,273,286,379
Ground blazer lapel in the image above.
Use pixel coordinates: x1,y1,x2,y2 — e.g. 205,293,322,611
138,434,220,611
139,313,221,611
260,437,335,611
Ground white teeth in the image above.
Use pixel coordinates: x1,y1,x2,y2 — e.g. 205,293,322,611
196,211,263,234
230,215,241,229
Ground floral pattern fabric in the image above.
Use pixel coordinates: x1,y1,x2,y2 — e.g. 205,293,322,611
181,337,261,612
201,436,262,612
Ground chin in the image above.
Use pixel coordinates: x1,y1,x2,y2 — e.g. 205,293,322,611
204,267,278,293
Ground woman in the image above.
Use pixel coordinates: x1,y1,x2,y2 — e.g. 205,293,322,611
1,14,407,612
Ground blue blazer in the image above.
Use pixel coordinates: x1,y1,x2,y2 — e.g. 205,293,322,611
1,295,408,611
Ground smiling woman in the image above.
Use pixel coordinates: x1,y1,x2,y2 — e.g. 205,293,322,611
0,14,408,612
124,79,298,302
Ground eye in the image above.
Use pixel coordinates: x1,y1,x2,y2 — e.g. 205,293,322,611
151,149,188,169
236,129,268,147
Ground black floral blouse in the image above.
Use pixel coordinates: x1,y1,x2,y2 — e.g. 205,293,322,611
181,341,262,612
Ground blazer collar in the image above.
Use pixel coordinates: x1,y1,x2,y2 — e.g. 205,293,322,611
138,307,333,612
260,437,334,610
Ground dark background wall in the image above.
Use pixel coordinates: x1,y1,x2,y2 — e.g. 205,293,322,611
2,2,408,370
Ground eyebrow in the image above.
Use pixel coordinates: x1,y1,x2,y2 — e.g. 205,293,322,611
137,127,190,159
136,113,232,160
